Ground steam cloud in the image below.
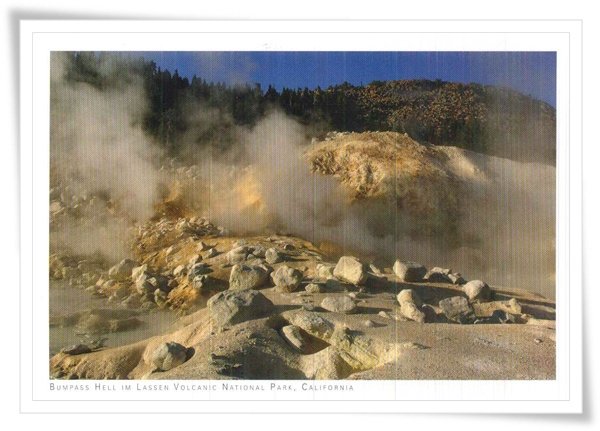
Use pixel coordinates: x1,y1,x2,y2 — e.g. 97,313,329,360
49,53,556,298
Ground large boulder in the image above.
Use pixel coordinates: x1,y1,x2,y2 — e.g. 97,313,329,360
393,260,427,282
270,265,303,292
438,296,474,323
108,258,138,281
333,256,367,285
229,264,269,290
151,342,188,371
207,289,275,328
320,296,357,314
463,280,492,302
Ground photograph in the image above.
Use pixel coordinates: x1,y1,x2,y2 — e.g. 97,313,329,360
47,50,557,381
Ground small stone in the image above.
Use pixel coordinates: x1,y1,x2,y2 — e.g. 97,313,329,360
197,241,210,252
151,342,188,371
320,296,357,314
305,283,324,293
61,344,92,355
173,265,186,277
226,246,249,265
400,301,426,323
463,280,492,302
281,325,308,353
205,248,218,258
265,248,282,264
108,258,138,281
534,338,543,344
424,267,452,283
271,265,303,292
393,260,427,282
364,319,376,328
397,289,423,307
315,263,336,279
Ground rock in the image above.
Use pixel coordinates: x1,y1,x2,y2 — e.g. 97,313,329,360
463,280,491,302
173,265,186,277
151,342,188,371
396,289,423,307
205,248,218,258
320,296,357,314
229,264,269,290
400,302,426,323
315,263,335,280
207,289,275,328
424,267,452,283
61,344,92,355
188,254,202,266
333,256,367,285
490,309,517,324
197,241,210,252
233,239,247,247
280,325,308,353
368,263,383,275
191,275,216,292
131,264,147,282
283,243,295,251
448,273,466,285
305,283,324,293
288,311,335,338
364,319,376,328
251,245,266,258
108,259,138,281
226,246,249,264
438,296,474,323
265,247,282,264
393,260,427,282
187,262,212,280
270,265,303,292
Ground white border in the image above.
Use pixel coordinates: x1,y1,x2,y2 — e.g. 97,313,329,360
19,20,582,414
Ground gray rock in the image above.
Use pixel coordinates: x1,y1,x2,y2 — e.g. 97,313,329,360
393,260,427,282
265,247,282,264
229,264,269,290
271,265,303,292
131,264,147,282
333,256,367,285
151,342,188,371
364,319,376,328
61,344,92,355
207,289,275,328
281,325,308,353
438,296,474,323
191,274,216,292
205,248,218,258
463,280,492,302
288,311,335,338
305,283,324,293
320,296,357,314
187,262,212,281
108,258,138,281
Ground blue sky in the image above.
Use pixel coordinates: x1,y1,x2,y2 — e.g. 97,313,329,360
136,51,556,107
